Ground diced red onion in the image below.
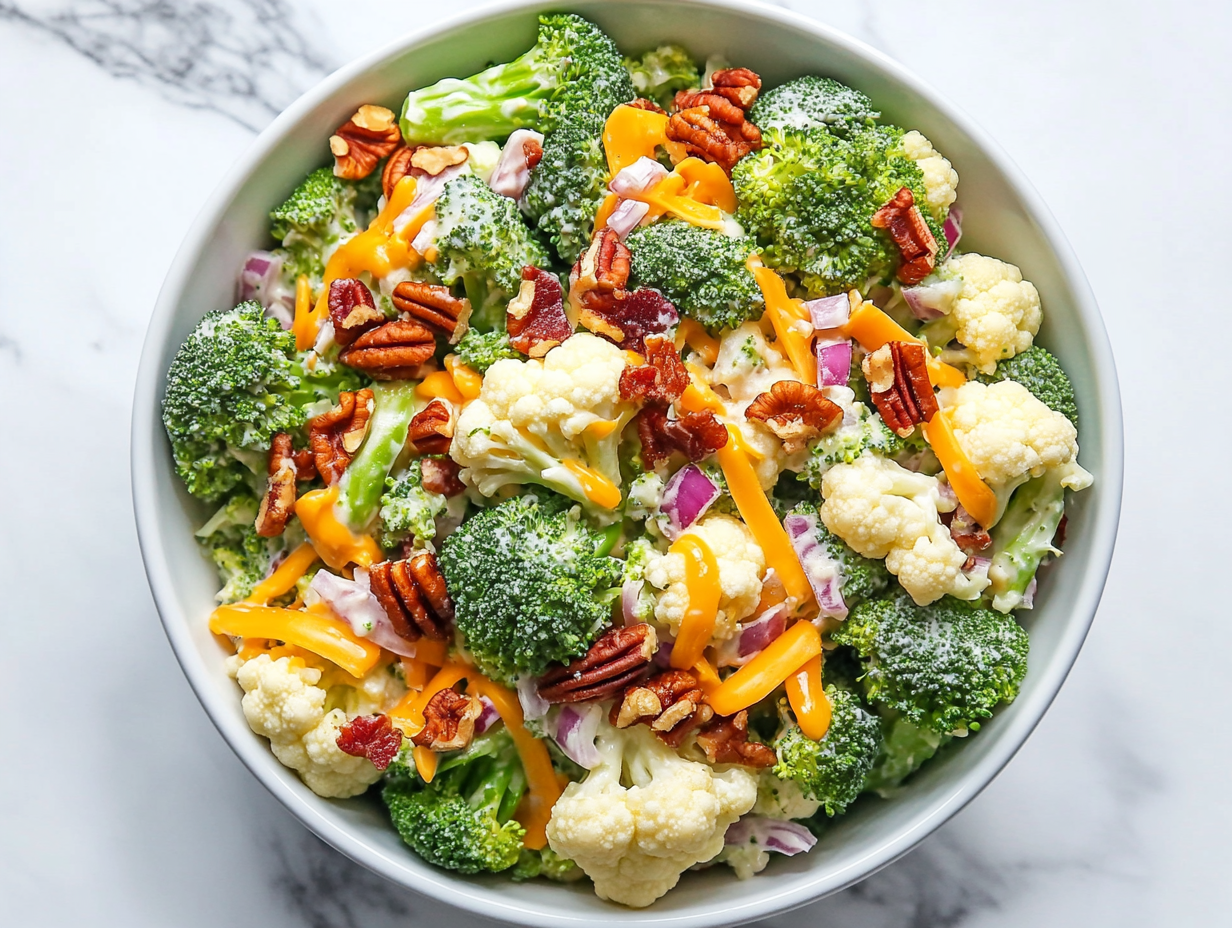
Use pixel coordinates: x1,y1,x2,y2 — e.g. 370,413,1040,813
622,579,645,626
937,482,958,508
815,339,852,387
553,704,603,769
474,696,500,735
238,251,295,329
943,205,963,256
1022,576,1038,609
411,219,438,256
606,198,651,239
609,156,668,197
964,556,992,587
393,163,467,233
783,513,848,620
902,277,963,321
724,816,817,856
308,569,418,658
489,128,545,199
717,605,787,667
653,640,674,669
516,675,550,722
804,294,849,329
660,464,722,540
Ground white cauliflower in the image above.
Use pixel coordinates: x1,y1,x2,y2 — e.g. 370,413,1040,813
901,130,958,221
752,772,822,821
926,253,1042,374
644,513,765,644
546,721,758,907
450,333,636,507
943,380,1093,517
230,654,403,799
820,455,988,605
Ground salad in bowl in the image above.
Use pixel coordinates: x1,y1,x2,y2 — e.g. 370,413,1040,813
160,12,1091,909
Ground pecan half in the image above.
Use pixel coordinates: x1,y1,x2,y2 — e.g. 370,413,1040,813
407,399,454,455
328,278,385,347
696,710,777,767
410,145,469,176
507,266,573,358
619,336,690,406
381,144,419,199
392,280,471,343
369,551,454,641
308,389,374,485
947,505,992,554
611,669,714,747
336,713,403,770
255,432,298,537
673,89,749,127
570,228,632,307
580,288,679,353
745,381,844,453
861,341,938,436
636,406,730,469
870,186,939,285
338,320,435,379
666,106,761,174
708,67,762,108
537,624,658,704
410,686,483,752
330,105,402,181
420,456,466,497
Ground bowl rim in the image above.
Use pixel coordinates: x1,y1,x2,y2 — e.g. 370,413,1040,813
131,0,1124,923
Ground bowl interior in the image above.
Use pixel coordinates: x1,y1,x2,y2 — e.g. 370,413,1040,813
132,1,1122,924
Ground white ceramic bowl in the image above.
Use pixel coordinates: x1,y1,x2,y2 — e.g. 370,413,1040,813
132,1,1123,923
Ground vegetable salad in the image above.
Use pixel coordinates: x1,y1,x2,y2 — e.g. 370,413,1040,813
162,13,1091,908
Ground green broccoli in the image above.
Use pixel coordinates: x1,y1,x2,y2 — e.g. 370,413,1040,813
268,167,362,286
521,112,609,263
987,469,1068,613
439,493,624,683
161,302,345,502
511,847,583,882
454,327,519,373
383,728,527,874
833,593,1030,735
335,381,422,531
862,713,948,798
399,13,634,144
378,458,447,547
733,126,944,297
978,345,1078,426
429,174,550,329
623,44,701,108
772,685,883,816
799,402,909,489
625,221,763,330
749,76,879,136
195,494,298,603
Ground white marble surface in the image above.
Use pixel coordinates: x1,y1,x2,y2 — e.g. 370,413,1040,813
2,0,1229,924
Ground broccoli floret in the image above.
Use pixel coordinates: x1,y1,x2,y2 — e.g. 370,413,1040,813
625,221,763,330
987,469,1068,613
978,345,1078,426
511,847,583,882
440,493,623,683
733,126,943,297
430,174,550,328
833,593,1030,735
799,402,908,489
454,328,519,373
862,713,948,798
378,458,447,547
749,76,879,136
195,494,297,603
161,302,325,502
521,112,609,263
772,685,883,816
623,44,701,108
399,13,634,145
268,168,362,286
383,728,527,874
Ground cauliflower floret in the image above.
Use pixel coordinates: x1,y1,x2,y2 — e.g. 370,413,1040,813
943,380,1092,503
232,654,402,799
644,514,765,643
901,130,958,220
547,722,758,907
820,455,988,605
934,253,1041,374
752,771,822,821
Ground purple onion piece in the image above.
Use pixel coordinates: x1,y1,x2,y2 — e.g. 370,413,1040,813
609,156,668,196
724,815,817,856
816,340,852,387
653,640,674,669
308,569,418,658
606,198,651,239
622,579,645,627
943,205,963,256
516,676,550,722
393,163,467,234
1022,576,1038,609
783,512,848,620
660,464,722,540
804,293,850,329
474,696,500,735
553,704,603,769
902,277,963,321
488,129,544,199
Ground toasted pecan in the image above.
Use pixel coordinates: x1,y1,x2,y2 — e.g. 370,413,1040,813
537,624,658,704
308,389,374,485
745,381,843,453
696,710,777,767
870,187,939,285
330,105,402,181
411,686,483,752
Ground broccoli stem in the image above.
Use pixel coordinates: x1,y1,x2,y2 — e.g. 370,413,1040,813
400,52,550,145
336,382,422,530
988,470,1066,612
593,523,622,557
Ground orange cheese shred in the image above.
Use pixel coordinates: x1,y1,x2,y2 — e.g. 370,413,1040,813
922,412,999,529
243,542,320,605
603,105,687,174
751,263,817,386
669,536,722,669
707,621,822,717
841,300,966,389
562,459,622,510
692,656,722,695
676,319,720,367
293,487,383,570
292,275,314,351
675,157,738,213
416,370,464,404
785,654,831,741
444,355,484,400
209,603,382,679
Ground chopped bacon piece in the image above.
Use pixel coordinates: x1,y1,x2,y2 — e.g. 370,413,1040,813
582,287,679,353
507,266,572,358
636,406,729,469
696,710,777,767
336,713,403,770
620,336,690,405
870,187,939,285
947,505,992,554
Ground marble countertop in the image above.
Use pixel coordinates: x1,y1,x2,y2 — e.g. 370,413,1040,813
2,0,1228,924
